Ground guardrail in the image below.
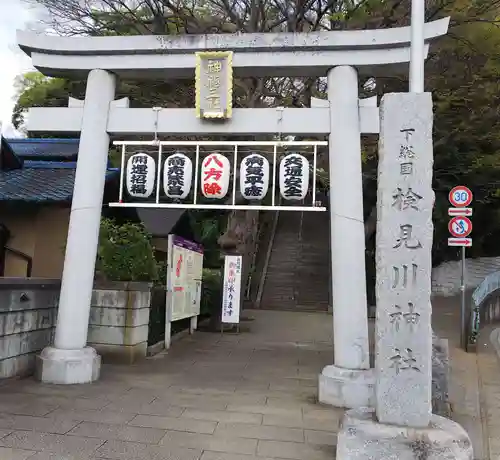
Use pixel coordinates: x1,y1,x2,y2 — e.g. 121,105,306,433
466,270,500,352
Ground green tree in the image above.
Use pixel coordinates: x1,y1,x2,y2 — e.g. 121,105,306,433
11,72,80,131
17,0,500,276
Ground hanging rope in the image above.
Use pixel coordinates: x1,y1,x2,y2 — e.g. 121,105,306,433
275,106,284,144
152,107,161,144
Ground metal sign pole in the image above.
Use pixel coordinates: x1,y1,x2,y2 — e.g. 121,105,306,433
448,185,473,349
460,246,466,348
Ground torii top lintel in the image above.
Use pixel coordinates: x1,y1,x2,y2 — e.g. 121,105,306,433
17,18,449,79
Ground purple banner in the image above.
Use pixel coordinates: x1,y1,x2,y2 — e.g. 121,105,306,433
172,235,204,254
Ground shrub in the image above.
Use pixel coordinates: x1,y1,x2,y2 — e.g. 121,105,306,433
200,268,222,316
96,218,159,282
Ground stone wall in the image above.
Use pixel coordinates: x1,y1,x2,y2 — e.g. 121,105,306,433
88,281,152,364
0,278,152,379
432,257,500,297
0,278,59,379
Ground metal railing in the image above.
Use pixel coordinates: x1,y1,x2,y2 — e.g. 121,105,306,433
466,270,500,352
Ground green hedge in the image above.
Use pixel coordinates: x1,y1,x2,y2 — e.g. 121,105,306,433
200,268,222,317
96,218,159,282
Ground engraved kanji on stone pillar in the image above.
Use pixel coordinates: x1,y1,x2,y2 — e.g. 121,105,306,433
375,93,434,428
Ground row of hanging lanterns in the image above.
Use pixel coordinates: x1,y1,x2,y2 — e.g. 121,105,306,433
126,152,310,201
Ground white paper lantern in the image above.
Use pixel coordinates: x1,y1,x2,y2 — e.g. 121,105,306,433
279,153,309,201
200,153,230,199
239,153,269,200
126,153,156,198
163,152,192,199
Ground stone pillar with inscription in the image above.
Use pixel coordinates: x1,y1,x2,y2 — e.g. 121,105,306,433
375,93,434,427
336,93,472,460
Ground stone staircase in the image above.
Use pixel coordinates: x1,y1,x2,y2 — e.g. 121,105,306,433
259,210,330,312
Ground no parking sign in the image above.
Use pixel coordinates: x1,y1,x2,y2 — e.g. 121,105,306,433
448,216,472,238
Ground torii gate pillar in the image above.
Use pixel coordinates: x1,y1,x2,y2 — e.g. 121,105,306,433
36,69,116,384
319,66,375,408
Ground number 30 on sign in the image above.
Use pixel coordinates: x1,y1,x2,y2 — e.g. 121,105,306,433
449,186,473,207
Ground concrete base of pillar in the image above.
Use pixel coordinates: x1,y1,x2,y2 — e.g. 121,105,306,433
336,408,473,460
36,346,101,384
318,365,375,409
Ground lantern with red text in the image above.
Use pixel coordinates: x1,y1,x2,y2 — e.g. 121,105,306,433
200,153,230,199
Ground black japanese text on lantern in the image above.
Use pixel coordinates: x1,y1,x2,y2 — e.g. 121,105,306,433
283,155,303,198
130,155,149,195
166,155,185,198
243,155,265,198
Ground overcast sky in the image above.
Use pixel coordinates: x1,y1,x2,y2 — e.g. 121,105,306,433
0,0,46,137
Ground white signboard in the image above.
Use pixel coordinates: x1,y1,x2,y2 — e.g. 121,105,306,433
448,207,472,217
164,152,192,199
200,153,231,199
240,153,270,200
165,235,204,348
279,153,309,200
221,255,242,324
126,153,156,198
448,238,472,247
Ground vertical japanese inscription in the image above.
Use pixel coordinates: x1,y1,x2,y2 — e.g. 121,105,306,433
126,153,155,198
130,155,148,195
222,255,242,324
375,93,434,427
200,153,230,199
391,124,423,372
279,153,309,201
195,51,233,119
164,153,192,199
240,153,270,200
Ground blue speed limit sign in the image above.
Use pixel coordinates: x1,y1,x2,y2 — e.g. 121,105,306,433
449,186,473,207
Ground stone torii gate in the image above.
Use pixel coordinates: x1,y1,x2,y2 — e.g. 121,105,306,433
17,20,449,411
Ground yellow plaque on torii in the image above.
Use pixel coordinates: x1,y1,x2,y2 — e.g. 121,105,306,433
195,51,233,120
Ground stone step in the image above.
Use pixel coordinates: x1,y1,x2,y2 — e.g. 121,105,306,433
258,210,330,312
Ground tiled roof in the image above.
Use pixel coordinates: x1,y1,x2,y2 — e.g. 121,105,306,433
0,138,119,203
0,167,76,202
1,137,22,170
6,138,80,159
0,165,119,203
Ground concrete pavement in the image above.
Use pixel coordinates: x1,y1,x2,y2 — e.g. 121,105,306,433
432,294,500,460
0,310,342,460
0,304,498,459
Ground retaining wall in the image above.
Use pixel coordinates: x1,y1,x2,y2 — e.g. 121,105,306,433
0,278,151,379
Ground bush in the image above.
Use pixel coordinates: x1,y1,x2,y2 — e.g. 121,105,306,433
200,268,222,316
96,218,159,282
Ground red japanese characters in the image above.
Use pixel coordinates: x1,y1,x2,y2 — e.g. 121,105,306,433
200,153,230,199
